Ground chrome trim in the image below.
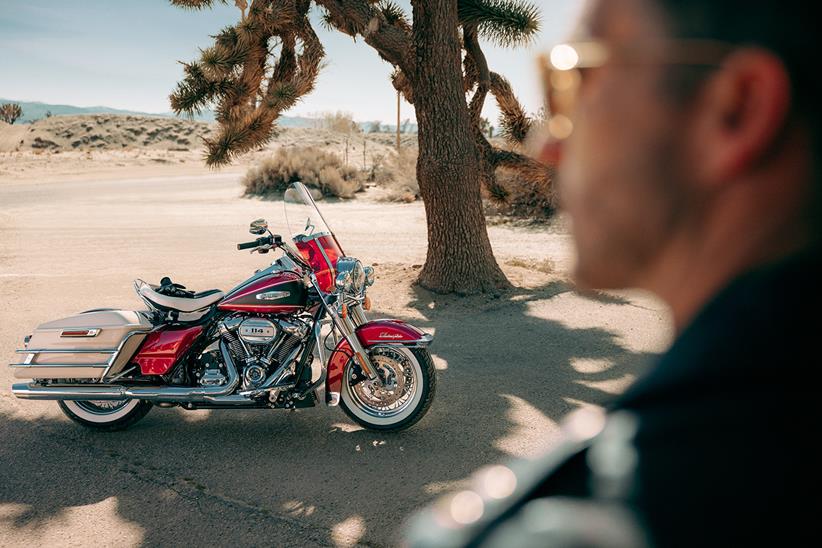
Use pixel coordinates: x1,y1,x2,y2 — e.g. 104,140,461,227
100,331,148,379
238,317,279,344
335,257,366,294
12,340,241,403
11,330,152,380
15,348,117,354
239,344,302,398
411,333,434,347
255,290,290,300
10,363,109,369
309,273,378,381
107,365,137,382
349,303,369,327
313,319,326,368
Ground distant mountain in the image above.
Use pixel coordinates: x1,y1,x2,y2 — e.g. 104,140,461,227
0,99,158,123
0,99,324,128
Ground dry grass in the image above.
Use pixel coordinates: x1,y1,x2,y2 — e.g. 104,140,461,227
243,146,364,198
369,146,419,202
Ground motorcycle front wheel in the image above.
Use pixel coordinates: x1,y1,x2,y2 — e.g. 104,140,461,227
58,399,152,431
340,345,436,432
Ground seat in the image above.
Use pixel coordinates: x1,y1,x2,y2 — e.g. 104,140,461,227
135,280,224,313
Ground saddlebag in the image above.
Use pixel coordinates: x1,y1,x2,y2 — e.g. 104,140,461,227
11,310,153,380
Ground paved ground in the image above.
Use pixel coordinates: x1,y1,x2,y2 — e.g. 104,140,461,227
0,174,672,547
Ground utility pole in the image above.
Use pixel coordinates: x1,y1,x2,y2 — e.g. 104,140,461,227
396,89,401,155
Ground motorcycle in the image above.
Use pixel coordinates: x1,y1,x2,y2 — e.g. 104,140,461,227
9,182,436,431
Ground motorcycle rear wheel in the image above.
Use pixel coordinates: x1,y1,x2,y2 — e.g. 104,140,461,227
340,346,436,432
58,399,152,431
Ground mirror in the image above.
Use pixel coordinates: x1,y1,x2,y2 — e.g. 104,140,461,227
249,218,268,235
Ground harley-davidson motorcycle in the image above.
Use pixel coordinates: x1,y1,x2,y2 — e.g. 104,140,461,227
9,182,435,431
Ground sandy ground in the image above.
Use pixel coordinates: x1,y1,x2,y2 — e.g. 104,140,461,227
0,171,672,546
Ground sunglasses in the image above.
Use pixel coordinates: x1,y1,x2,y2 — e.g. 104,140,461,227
537,39,732,141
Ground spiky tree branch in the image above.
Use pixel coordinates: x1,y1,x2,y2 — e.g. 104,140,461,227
458,0,541,47
170,0,323,165
457,0,550,203
170,0,228,9
314,0,414,74
489,72,531,144
170,0,548,195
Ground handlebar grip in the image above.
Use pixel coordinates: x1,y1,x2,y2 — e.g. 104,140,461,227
237,235,279,250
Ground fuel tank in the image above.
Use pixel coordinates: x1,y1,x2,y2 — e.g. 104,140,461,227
218,270,307,314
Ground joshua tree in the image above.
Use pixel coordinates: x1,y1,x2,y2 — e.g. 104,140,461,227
0,103,23,125
480,116,494,138
169,0,547,294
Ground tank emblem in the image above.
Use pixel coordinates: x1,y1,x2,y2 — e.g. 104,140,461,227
256,291,290,300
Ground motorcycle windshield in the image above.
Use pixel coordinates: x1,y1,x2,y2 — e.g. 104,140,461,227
283,182,345,292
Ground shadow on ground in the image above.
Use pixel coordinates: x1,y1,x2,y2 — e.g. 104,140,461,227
0,281,660,547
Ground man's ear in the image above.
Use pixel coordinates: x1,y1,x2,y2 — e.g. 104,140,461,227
687,49,791,186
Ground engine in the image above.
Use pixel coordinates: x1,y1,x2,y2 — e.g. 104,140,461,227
215,316,309,392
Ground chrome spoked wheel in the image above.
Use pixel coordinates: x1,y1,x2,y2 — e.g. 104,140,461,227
349,347,418,418
340,346,436,431
63,399,140,422
59,398,152,431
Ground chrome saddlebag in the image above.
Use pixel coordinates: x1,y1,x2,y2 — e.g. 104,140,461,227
11,310,153,380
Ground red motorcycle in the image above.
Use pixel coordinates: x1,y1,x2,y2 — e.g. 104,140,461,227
10,182,435,431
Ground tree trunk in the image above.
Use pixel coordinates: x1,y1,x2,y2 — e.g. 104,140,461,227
410,0,510,294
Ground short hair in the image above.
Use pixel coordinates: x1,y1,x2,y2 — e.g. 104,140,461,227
654,1,818,109
654,0,821,235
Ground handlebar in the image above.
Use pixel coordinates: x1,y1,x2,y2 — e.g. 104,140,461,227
236,234,283,250
237,237,266,250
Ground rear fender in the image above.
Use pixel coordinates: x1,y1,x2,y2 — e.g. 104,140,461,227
324,319,432,406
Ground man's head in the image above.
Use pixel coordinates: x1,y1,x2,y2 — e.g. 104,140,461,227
548,0,820,297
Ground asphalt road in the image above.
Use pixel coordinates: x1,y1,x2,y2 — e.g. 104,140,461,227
0,174,671,547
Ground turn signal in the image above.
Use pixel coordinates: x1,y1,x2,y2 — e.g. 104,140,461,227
363,296,372,311
341,303,349,318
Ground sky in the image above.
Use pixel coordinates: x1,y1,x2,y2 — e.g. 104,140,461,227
0,0,585,124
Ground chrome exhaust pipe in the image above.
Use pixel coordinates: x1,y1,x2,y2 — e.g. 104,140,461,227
12,340,242,403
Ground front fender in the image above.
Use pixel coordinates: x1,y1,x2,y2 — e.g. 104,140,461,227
324,319,432,405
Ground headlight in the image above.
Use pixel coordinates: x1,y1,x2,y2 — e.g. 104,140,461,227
335,257,365,294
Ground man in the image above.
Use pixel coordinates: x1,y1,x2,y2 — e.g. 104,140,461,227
406,0,819,545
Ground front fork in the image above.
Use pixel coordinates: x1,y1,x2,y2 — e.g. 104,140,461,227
310,275,380,383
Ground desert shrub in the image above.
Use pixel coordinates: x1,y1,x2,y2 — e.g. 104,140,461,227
320,111,359,134
243,146,363,198
370,147,419,202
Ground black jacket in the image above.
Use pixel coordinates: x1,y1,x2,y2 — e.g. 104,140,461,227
408,249,821,547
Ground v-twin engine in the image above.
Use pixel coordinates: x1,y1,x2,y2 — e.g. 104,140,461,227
215,316,309,393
